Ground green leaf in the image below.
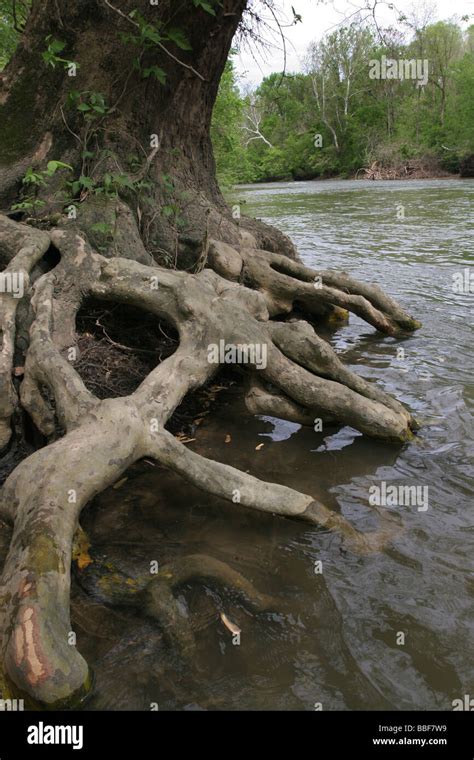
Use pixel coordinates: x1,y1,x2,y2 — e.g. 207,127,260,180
142,26,162,45
142,66,167,84
23,168,45,186
46,160,73,176
67,90,81,104
161,173,174,192
193,1,217,15
77,102,91,112
79,175,95,190
11,198,45,212
49,38,66,54
166,28,192,50
113,174,135,190
41,52,55,67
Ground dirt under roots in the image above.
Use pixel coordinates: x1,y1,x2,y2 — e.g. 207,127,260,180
75,301,241,442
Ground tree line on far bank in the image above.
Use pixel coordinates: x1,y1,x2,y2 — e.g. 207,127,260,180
211,16,474,185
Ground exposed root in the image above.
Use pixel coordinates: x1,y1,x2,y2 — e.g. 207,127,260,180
209,238,421,333
0,214,420,705
0,216,51,449
73,542,274,657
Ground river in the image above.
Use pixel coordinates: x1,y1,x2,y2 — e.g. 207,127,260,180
80,178,473,711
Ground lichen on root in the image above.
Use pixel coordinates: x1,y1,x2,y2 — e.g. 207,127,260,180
0,210,420,706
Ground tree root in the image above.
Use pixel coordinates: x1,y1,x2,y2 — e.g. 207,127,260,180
0,216,51,449
73,537,275,657
0,214,420,705
209,239,421,333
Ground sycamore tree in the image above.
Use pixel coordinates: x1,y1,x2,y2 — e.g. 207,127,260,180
241,73,318,179
395,19,473,165
0,0,420,707
306,24,375,167
211,56,256,185
423,21,463,127
446,34,474,154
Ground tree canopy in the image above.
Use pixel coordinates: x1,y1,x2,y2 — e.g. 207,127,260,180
211,17,474,182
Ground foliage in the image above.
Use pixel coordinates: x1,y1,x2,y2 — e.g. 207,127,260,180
0,0,30,68
1,3,472,187
11,161,73,214
42,35,79,71
211,57,257,185
211,18,474,184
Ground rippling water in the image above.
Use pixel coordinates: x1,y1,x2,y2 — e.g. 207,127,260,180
79,178,473,711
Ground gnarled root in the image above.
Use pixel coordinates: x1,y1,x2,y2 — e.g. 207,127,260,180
0,216,51,449
146,554,275,653
0,215,419,705
208,239,421,334
73,540,275,657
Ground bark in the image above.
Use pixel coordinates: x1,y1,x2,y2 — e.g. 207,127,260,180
0,0,422,707
0,0,295,258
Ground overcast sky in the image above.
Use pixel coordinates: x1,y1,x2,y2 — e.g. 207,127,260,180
235,0,474,86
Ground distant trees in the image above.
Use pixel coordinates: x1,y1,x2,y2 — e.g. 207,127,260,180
307,25,374,156
210,58,256,186
0,0,30,67
211,17,474,183
421,22,463,126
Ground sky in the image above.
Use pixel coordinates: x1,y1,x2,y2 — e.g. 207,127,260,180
235,0,474,86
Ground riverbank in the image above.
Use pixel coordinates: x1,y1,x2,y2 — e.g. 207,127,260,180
236,162,458,187
354,158,455,181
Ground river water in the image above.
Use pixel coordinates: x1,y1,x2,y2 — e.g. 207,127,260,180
79,178,473,711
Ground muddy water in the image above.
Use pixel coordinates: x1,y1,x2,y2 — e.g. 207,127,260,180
79,178,473,711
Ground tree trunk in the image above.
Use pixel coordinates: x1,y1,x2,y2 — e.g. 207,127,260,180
0,0,293,258
0,0,421,707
